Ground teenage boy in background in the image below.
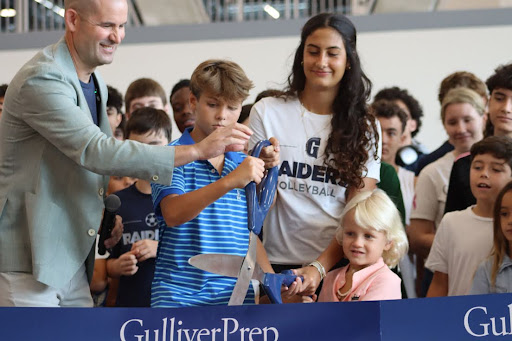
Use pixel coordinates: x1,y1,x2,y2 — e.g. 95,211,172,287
170,79,195,133
125,78,169,119
374,86,426,172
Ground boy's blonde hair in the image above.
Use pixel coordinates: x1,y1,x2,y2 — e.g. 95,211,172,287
441,87,486,123
190,59,253,103
335,189,408,268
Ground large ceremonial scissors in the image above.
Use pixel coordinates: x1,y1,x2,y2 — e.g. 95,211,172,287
189,140,299,304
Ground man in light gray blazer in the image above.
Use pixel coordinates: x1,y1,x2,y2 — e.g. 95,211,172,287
0,0,253,306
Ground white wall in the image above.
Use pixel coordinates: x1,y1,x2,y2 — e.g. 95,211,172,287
1,24,512,150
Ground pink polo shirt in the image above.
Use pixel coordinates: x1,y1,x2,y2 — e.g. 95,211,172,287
318,257,401,302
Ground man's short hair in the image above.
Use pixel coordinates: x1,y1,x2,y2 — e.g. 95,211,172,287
125,107,172,142
190,60,253,103
373,86,423,137
0,84,8,98
471,136,512,170
107,85,123,114
125,78,167,113
438,71,487,104
170,79,190,101
371,99,408,134
486,63,512,94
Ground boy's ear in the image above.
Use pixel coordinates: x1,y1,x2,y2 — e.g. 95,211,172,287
407,119,418,134
164,103,170,114
189,92,197,112
400,132,407,144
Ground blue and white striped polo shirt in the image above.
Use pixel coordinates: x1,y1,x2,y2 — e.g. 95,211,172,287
150,128,254,307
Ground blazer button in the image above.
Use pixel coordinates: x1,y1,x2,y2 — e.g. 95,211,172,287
87,229,96,237
152,175,159,181
99,188,104,196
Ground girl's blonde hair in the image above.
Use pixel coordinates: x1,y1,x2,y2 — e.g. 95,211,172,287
490,181,512,290
335,189,408,268
440,87,486,123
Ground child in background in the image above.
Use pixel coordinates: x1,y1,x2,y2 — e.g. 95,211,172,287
317,189,408,302
151,59,280,308
471,180,512,294
426,136,512,297
106,107,172,307
125,78,169,119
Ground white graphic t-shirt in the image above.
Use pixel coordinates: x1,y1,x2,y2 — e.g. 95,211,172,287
248,96,381,265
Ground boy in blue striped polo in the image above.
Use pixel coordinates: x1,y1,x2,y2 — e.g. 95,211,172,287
150,60,280,307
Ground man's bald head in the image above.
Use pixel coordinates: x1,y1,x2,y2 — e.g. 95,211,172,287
64,0,98,16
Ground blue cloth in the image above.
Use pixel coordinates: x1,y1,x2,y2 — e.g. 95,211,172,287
151,128,254,307
80,77,99,126
109,184,158,307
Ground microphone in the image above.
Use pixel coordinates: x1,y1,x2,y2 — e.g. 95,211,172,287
98,194,121,256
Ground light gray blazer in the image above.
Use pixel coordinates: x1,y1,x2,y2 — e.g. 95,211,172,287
0,38,175,288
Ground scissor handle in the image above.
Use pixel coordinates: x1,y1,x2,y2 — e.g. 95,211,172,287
246,140,278,235
263,270,303,304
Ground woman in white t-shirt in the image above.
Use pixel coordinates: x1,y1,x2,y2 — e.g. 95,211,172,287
409,87,486,295
248,13,381,294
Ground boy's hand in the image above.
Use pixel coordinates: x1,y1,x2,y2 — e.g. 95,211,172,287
115,252,138,276
258,137,280,168
227,156,265,189
131,239,158,263
195,123,252,160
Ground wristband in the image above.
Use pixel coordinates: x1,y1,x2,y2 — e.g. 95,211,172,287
308,260,326,280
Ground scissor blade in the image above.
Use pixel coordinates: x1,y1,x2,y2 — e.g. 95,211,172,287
228,233,257,305
188,253,264,281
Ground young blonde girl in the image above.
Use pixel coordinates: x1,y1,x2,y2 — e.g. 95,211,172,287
317,189,408,302
471,181,512,294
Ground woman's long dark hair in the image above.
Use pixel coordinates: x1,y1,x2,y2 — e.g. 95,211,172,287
285,13,379,189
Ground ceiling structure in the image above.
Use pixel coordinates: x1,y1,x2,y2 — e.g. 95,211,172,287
2,0,512,33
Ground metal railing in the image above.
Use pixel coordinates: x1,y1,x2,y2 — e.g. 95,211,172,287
0,0,141,33
1,0,351,33
3,0,511,34
202,0,350,22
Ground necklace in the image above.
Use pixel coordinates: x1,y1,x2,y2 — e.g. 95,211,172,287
336,287,350,301
299,100,331,160
299,101,332,140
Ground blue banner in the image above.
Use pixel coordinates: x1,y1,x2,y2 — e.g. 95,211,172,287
0,294,511,340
